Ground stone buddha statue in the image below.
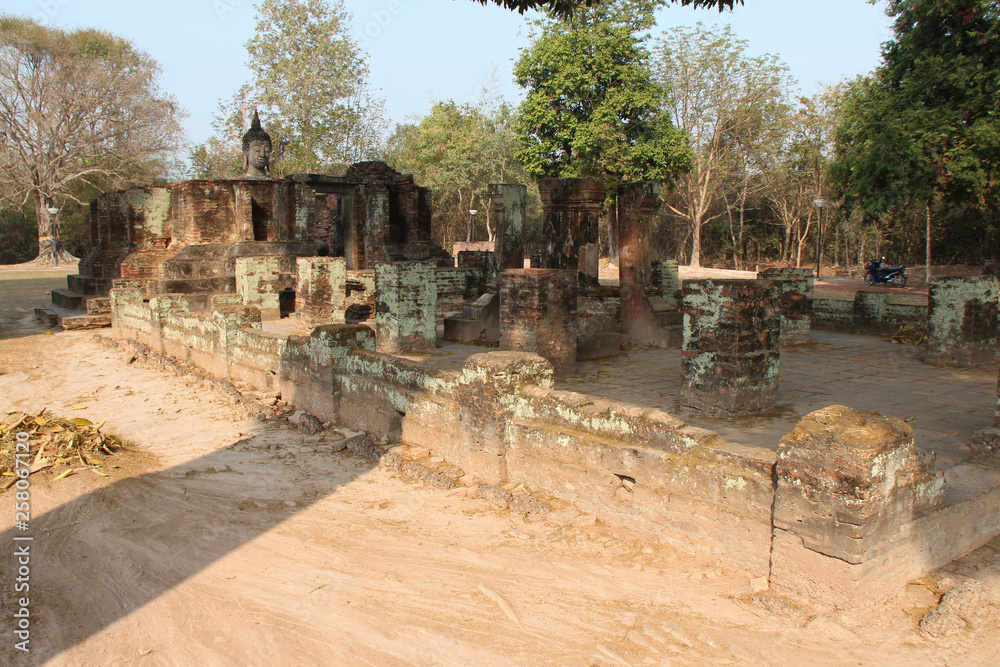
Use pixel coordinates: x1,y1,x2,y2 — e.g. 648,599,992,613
239,111,274,180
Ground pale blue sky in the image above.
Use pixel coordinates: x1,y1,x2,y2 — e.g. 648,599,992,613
4,0,893,147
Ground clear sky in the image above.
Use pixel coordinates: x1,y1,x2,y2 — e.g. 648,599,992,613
3,0,893,148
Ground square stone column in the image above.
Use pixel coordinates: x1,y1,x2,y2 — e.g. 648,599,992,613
652,260,681,309
617,182,660,343
771,405,945,607
926,275,999,366
681,279,780,416
758,268,815,345
537,178,605,287
295,257,347,329
375,261,437,353
488,184,527,272
236,257,284,320
499,269,578,376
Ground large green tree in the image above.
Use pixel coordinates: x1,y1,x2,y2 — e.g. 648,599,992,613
653,23,793,266
514,0,691,256
0,16,183,264
387,85,529,246
193,0,387,178
831,0,1000,279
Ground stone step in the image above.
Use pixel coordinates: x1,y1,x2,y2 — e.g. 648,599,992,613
60,313,112,330
51,289,85,310
86,297,111,315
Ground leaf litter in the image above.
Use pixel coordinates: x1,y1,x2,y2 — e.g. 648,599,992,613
0,409,129,489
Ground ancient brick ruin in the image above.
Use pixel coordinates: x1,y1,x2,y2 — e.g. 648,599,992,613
50,145,1000,613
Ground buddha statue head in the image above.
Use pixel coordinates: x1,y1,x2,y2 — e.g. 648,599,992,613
240,111,273,179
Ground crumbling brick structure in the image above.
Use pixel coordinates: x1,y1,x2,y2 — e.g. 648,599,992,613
234,257,291,320
375,261,437,354
296,257,347,329
926,275,999,367
651,260,681,310
757,267,815,345
499,269,578,376
617,182,660,344
537,178,604,287
488,184,527,272
681,279,780,416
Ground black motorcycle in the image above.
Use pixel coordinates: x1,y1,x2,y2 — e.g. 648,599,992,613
864,258,908,287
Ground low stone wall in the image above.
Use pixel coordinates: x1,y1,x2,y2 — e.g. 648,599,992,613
813,293,927,333
107,289,1000,610
926,275,999,367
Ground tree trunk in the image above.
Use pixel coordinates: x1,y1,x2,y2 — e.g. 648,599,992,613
690,215,702,268
33,195,76,266
925,199,932,284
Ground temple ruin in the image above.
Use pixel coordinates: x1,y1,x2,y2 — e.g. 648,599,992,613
34,117,1000,611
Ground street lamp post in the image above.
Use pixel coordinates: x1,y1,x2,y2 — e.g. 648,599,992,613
46,206,60,267
469,209,478,245
813,198,828,278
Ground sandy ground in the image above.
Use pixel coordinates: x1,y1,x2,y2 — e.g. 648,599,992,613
1,267,999,666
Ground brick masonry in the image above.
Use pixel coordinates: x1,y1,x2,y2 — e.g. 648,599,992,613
537,178,605,287
488,184,527,272
926,275,999,367
499,269,578,376
296,257,347,329
651,260,681,309
757,267,815,345
375,261,437,354
617,182,660,344
681,279,780,416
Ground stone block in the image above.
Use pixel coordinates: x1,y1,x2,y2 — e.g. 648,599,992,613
770,405,946,607
499,269,578,376
488,184,527,272
758,268,814,345
680,279,780,416
375,261,437,353
926,275,999,367
296,256,347,329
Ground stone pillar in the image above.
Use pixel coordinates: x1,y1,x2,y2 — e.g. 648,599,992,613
457,250,497,289
537,178,605,287
499,269,577,376
652,260,681,309
488,184,527,272
375,261,437,353
236,257,283,320
617,182,660,343
681,279,780,416
295,257,347,329
852,291,891,334
770,405,945,607
926,275,999,367
758,268,815,345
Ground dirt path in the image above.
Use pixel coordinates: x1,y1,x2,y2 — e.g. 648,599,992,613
0,271,998,665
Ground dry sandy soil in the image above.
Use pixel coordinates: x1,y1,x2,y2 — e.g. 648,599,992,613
1,267,999,666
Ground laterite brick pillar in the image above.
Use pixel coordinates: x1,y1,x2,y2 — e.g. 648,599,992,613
499,269,577,376
236,257,283,320
617,182,660,343
758,268,815,345
926,275,999,367
771,406,945,608
295,257,346,329
488,184,527,272
652,260,681,309
375,261,437,353
537,178,605,287
681,279,780,416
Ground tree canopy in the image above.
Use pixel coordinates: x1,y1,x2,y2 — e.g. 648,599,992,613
193,0,387,178
471,0,741,18
0,15,183,264
514,1,690,185
830,0,1000,274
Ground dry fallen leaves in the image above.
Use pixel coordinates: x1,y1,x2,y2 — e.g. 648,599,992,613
0,409,128,489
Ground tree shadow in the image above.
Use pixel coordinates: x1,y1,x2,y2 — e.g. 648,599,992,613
0,430,375,665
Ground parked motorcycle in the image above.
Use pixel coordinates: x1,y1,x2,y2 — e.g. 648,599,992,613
864,258,908,287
